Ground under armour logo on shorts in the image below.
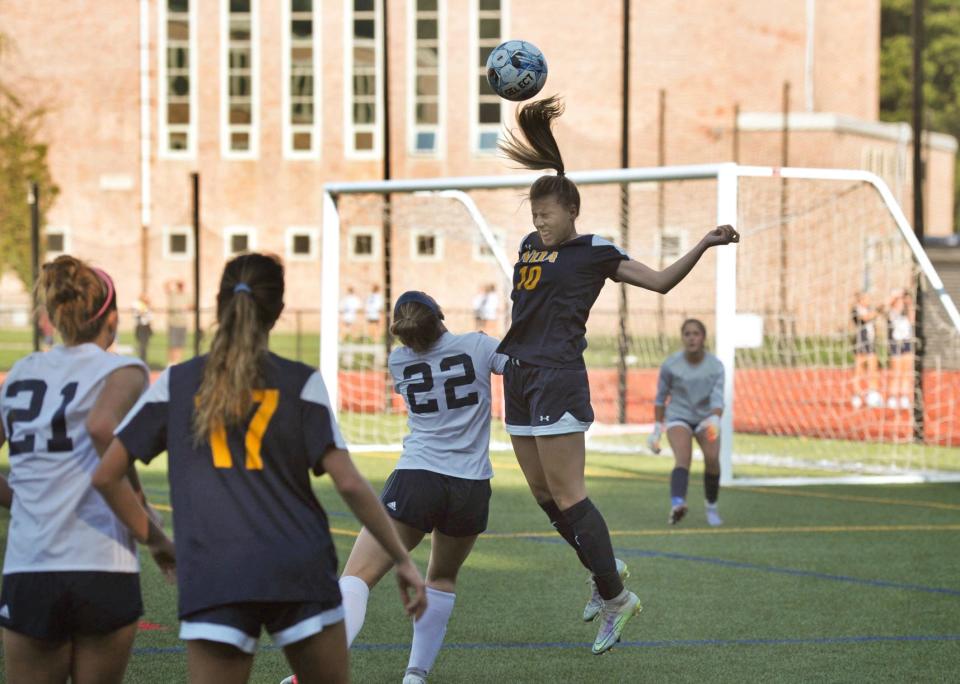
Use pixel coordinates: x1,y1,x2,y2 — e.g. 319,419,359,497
539,415,550,422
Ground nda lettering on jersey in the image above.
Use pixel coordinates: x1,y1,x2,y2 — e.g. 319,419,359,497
520,250,559,264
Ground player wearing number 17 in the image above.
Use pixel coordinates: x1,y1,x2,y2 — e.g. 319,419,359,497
496,96,739,654
93,254,426,684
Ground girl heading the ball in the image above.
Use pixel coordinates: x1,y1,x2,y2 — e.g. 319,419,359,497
496,95,739,654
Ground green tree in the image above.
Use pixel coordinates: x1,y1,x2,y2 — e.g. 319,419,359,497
880,0,960,232
0,34,59,289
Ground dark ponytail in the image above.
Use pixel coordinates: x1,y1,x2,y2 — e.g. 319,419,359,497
391,303,444,353
499,95,580,215
193,253,284,442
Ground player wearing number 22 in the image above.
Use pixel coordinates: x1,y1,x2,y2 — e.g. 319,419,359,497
496,96,739,654
0,257,161,684
93,254,426,684
324,291,507,684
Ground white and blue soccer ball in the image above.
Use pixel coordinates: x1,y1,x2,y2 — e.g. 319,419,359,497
485,40,548,102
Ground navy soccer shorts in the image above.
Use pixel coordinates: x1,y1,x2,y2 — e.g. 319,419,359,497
179,601,345,654
0,571,142,641
380,469,491,537
503,358,594,436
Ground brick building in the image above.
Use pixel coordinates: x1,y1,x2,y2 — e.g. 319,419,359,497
0,0,955,337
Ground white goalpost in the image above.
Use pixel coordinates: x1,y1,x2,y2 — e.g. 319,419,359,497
321,163,960,486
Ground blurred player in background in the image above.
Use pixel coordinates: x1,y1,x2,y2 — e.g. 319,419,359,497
94,254,425,684
648,319,725,526
851,291,882,408
885,288,915,410
0,256,163,684
496,95,738,654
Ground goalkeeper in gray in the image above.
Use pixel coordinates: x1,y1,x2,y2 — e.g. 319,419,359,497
648,318,725,526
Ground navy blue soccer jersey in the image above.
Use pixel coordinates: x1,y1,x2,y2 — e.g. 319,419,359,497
497,232,629,368
114,353,346,618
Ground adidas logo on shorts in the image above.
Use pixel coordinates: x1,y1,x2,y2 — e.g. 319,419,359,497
387,501,397,511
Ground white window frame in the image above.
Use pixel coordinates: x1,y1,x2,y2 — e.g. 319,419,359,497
470,0,509,155
473,227,505,262
347,226,380,261
162,225,193,260
221,0,260,159
407,0,445,157
223,225,257,257
410,229,443,262
285,226,319,261
158,0,198,158
282,0,322,159
44,226,70,259
343,0,383,159
656,229,687,262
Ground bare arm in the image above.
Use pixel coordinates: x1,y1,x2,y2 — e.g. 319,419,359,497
615,225,739,294
322,448,427,619
92,438,176,579
85,366,153,503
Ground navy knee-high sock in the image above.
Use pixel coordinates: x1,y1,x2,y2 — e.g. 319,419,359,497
562,498,623,600
670,467,690,506
539,500,591,571
704,471,721,504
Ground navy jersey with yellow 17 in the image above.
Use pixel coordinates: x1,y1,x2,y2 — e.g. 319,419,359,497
497,232,628,369
114,353,346,619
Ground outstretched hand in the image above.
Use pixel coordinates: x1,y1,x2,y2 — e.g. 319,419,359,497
704,224,739,247
395,558,428,621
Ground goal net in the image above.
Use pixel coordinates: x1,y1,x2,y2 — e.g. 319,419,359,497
320,164,960,485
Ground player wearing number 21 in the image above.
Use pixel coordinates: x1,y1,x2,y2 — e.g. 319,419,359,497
496,96,739,654
0,256,160,684
93,254,426,684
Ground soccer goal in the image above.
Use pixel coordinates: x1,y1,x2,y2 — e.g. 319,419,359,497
321,163,960,486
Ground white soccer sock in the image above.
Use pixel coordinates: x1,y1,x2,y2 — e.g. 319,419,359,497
339,575,371,647
407,586,456,674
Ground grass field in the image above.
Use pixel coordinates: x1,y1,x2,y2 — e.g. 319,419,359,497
1,446,958,682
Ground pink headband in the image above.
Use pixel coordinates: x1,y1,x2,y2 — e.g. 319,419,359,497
85,268,115,325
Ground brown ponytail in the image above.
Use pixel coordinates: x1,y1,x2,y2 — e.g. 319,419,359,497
35,255,116,345
390,303,444,353
193,253,285,443
499,95,581,215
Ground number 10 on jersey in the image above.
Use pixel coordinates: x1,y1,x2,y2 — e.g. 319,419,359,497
516,265,541,290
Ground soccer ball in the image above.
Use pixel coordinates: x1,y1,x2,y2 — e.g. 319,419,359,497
485,40,548,102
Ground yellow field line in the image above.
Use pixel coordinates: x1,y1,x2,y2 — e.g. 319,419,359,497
326,523,960,541
483,523,960,539
353,452,957,510
738,486,960,512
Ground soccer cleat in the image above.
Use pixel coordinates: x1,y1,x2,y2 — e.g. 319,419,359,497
582,558,630,622
668,502,688,525
280,677,297,684
403,668,428,684
705,502,723,527
591,591,642,655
